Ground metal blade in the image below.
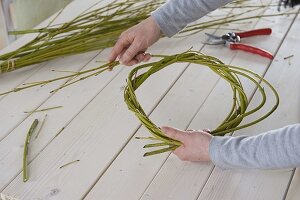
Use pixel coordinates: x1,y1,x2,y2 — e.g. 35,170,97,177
205,33,221,39
204,33,225,45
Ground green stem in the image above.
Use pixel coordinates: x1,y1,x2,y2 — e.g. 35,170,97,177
23,119,39,182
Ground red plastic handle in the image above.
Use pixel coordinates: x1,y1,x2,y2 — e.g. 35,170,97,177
236,28,272,38
229,43,274,59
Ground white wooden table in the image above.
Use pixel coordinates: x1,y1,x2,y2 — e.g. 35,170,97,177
0,0,299,199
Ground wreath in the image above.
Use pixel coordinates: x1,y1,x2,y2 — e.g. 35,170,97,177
124,50,279,156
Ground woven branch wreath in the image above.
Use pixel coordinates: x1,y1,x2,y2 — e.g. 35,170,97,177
124,50,279,157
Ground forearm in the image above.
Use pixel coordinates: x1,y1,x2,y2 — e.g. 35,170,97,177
209,124,300,169
151,0,232,37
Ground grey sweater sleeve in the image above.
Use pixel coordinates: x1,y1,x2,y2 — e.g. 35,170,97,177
151,0,232,37
209,124,300,169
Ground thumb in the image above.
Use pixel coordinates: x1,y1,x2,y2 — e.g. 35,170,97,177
161,126,187,143
202,128,211,134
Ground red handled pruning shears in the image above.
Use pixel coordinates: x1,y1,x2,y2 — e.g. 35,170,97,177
204,28,274,60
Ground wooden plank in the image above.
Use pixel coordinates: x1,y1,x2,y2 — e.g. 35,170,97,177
285,169,300,200
85,1,285,199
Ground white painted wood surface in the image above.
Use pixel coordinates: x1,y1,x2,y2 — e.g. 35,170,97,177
0,0,299,199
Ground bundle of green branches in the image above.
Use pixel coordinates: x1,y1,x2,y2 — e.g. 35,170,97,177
0,0,297,74
124,50,279,156
0,0,164,73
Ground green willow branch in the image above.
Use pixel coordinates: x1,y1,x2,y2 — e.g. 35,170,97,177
24,106,63,114
0,61,119,96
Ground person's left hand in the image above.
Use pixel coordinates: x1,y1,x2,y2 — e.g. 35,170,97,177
161,126,213,162
109,16,161,66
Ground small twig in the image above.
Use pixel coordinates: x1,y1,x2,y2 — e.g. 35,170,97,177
59,160,80,169
284,55,294,60
23,119,39,182
51,69,78,74
143,146,177,157
135,136,161,141
143,142,169,148
55,127,65,138
284,55,294,66
35,114,48,139
24,106,63,114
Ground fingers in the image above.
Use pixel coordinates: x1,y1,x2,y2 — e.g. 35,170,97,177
161,126,213,162
135,52,151,62
109,37,151,66
126,59,139,66
119,37,144,65
161,126,188,143
122,52,144,66
120,51,151,66
109,35,132,62
143,53,151,62
135,53,146,63
109,16,161,65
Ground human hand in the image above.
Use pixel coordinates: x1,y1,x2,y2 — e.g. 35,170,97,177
161,126,213,162
109,16,161,66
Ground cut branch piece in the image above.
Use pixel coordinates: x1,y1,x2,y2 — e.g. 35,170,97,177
23,119,39,182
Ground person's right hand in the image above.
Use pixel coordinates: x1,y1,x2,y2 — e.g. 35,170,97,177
161,126,213,162
109,16,161,66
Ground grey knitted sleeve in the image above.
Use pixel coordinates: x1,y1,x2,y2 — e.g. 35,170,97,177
151,0,232,37
209,124,300,169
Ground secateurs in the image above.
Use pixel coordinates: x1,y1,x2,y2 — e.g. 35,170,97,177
205,28,274,60
278,0,300,11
